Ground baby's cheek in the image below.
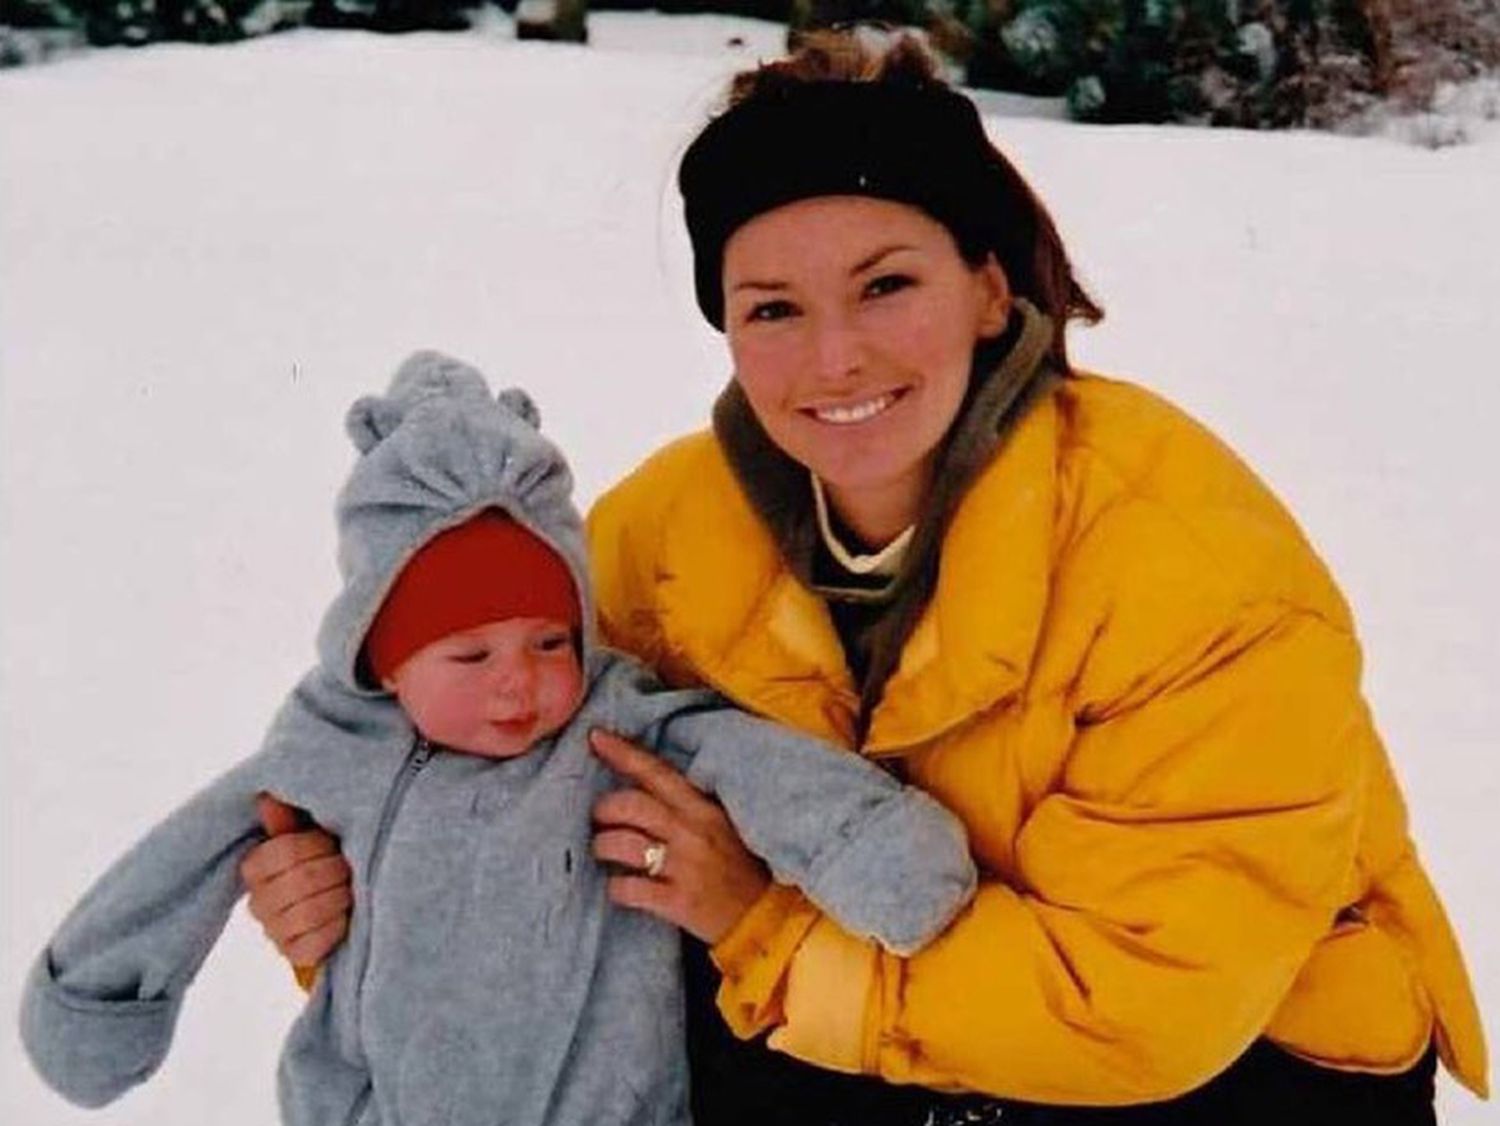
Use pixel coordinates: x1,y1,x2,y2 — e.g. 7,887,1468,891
539,665,586,734
415,689,484,744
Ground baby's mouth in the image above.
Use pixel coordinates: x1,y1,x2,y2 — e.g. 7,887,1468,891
490,714,537,734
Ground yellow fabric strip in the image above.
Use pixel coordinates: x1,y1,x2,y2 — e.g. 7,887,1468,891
711,883,822,1039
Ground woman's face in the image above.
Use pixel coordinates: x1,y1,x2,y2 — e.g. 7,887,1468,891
723,196,1009,528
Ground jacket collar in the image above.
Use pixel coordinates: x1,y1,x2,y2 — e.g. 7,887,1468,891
864,386,1057,752
662,307,1060,753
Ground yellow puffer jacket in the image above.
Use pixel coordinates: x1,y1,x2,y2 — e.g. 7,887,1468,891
586,372,1487,1106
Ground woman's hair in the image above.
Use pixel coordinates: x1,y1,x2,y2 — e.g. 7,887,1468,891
696,29,1103,374
723,26,935,106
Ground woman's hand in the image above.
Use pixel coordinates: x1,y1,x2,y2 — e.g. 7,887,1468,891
241,795,353,972
590,730,770,945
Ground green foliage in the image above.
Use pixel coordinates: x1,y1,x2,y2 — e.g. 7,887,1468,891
646,0,789,19
38,0,475,45
952,0,1392,125
304,0,473,32
958,0,1236,115
60,0,268,44
0,0,78,28
787,0,922,33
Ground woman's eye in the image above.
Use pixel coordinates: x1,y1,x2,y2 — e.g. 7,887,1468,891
864,273,914,299
746,299,797,324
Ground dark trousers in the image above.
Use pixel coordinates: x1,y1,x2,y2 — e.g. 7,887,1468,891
684,940,1438,1126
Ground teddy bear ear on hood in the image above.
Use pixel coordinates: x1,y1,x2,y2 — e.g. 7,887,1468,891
345,394,403,454
496,386,541,430
344,350,495,454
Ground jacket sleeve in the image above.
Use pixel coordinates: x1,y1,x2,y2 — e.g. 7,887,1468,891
708,605,1368,1104
655,704,977,956
15,701,314,1108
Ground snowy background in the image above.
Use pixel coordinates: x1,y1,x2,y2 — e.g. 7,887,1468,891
2,15,1495,1124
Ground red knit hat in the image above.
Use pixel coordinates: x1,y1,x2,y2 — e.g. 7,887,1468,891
364,510,580,683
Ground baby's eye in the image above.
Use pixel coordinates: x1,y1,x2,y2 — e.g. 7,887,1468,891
535,633,572,653
863,273,915,299
746,299,797,324
450,650,488,664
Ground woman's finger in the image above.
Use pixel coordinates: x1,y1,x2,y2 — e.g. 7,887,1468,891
591,787,680,843
239,828,340,886
238,808,353,981
591,827,666,873
606,873,688,927
253,876,351,946
273,883,355,945
245,854,352,922
601,799,772,942
281,914,349,967
249,860,353,930
255,792,308,838
589,729,705,814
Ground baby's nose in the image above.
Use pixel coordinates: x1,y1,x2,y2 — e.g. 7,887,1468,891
489,661,534,699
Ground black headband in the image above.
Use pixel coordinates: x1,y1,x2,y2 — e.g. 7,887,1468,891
678,80,1002,330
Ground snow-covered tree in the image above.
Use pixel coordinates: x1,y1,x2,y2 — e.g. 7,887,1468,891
952,0,1493,126
61,0,273,45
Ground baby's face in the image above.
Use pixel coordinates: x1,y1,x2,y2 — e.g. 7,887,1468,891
382,617,585,758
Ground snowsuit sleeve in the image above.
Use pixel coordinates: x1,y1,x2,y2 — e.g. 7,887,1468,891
18,752,271,1108
18,668,386,1109
598,663,976,957
665,703,976,956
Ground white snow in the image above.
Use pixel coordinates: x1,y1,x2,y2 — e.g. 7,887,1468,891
1346,73,1500,148
2,15,1496,1125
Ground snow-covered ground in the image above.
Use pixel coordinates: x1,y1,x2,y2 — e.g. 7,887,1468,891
2,14,1495,1124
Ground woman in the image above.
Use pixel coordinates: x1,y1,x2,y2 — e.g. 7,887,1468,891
241,31,1486,1124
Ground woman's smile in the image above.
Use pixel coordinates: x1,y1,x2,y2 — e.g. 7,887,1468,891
803,388,908,426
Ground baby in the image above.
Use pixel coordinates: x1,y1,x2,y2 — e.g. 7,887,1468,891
21,353,976,1126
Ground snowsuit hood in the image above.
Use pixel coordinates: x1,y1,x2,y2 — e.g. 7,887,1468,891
317,351,594,692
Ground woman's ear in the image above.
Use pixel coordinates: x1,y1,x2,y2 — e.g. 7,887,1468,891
974,255,1012,339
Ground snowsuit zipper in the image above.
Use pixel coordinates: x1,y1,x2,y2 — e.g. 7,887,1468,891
345,733,435,1114
342,1083,372,1126
366,736,435,895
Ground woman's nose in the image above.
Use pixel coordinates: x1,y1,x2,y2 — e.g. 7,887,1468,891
808,313,864,384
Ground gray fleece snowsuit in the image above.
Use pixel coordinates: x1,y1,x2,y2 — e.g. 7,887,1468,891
20,353,977,1126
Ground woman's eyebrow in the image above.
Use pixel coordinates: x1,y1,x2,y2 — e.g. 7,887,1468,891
729,278,790,293
850,244,917,274
729,244,919,294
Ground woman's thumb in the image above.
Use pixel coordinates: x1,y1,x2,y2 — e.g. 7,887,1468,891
255,792,307,837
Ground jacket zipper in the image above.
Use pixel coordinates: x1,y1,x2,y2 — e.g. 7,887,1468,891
342,1082,373,1126
348,735,435,1071
366,735,434,893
